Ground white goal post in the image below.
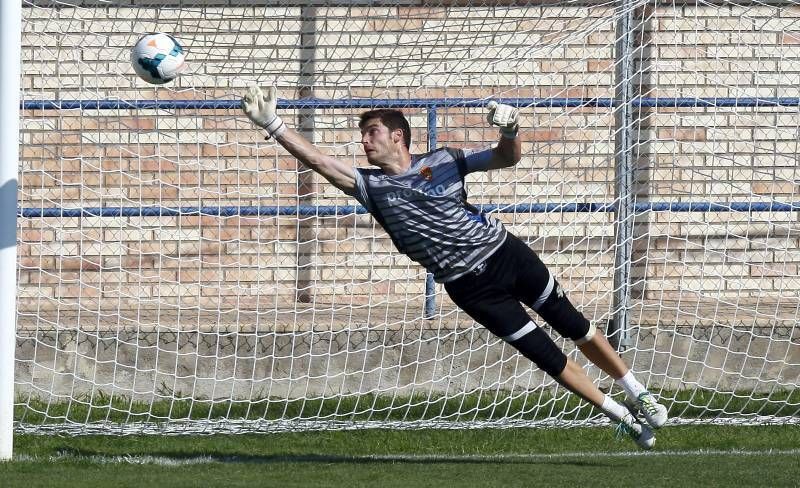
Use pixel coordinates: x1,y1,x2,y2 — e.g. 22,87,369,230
4,0,800,452
1,0,22,461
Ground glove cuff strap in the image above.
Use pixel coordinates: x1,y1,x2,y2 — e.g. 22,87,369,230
500,124,519,139
263,115,287,140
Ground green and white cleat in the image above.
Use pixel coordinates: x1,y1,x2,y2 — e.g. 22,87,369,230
615,413,655,450
627,391,669,429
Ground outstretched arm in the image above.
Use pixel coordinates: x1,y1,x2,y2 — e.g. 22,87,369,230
483,101,522,170
242,85,356,193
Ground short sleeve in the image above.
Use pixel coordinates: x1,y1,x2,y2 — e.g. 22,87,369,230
344,168,372,211
461,148,495,174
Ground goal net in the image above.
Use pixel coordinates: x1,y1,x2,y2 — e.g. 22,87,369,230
12,0,800,434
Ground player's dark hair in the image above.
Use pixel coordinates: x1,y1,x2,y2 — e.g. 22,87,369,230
359,109,411,149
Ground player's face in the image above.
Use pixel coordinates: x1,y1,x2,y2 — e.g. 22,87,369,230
360,119,403,165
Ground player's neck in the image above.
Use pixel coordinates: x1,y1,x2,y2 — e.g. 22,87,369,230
380,149,412,176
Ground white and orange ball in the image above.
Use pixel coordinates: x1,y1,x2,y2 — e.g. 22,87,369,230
131,33,186,85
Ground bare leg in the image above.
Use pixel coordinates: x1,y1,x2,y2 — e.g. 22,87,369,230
556,356,656,449
577,333,629,380
555,357,606,407
577,332,669,429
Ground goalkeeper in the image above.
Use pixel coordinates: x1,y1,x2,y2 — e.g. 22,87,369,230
242,86,668,449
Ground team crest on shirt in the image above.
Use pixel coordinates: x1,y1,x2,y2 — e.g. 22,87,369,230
419,166,433,181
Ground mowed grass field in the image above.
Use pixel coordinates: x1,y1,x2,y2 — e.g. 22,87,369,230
3,425,800,488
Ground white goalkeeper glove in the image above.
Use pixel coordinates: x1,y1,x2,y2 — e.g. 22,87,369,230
241,85,286,139
487,100,519,139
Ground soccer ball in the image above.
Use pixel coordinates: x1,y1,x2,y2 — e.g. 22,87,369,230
130,33,186,85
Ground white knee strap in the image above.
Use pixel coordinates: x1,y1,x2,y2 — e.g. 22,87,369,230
531,273,554,311
573,321,597,345
501,321,538,342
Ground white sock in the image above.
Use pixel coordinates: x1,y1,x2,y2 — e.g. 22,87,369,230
616,370,647,401
600,395,629,422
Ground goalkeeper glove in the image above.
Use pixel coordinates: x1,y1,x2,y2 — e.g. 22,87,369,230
487,100,519,139
241,85,287,139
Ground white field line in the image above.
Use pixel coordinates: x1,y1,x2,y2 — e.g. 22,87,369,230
12,448,800,465
16,415,800,436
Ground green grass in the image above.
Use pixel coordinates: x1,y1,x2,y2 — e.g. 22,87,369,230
15,388,800,426
9,390,799,486
4,425,800,487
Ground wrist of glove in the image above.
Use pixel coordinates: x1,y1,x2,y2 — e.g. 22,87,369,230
499,123,519,139
487,100,520,139
261,114,286,140
242,85,287,140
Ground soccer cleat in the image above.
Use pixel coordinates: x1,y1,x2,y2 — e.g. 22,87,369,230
626,391,669,429
615,413,655,450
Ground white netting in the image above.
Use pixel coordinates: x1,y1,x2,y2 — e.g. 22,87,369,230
13,0,800,433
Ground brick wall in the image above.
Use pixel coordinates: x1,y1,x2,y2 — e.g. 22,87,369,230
16,3,800,332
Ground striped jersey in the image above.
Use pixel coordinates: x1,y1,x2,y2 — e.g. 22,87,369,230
346,147,507,283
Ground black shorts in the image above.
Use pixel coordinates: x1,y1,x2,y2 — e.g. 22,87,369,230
444,233,589,377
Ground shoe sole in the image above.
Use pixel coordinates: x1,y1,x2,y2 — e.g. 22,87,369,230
620,418,656,450
624,401,668,429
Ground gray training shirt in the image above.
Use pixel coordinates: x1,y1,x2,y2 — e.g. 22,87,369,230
347,147,508,283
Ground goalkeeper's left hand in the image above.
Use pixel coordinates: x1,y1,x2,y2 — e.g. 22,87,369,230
486,100,519,139
241,85,286,140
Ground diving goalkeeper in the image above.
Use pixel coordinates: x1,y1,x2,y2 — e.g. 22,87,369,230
242,85,668,449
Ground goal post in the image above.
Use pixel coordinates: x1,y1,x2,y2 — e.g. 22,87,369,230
1,0,22,460
9,0,800,439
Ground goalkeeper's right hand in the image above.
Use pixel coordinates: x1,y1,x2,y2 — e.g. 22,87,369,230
241,85,286,139
486,100,520,139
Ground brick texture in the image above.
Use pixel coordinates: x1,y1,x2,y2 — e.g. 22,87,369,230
16,4,800,331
